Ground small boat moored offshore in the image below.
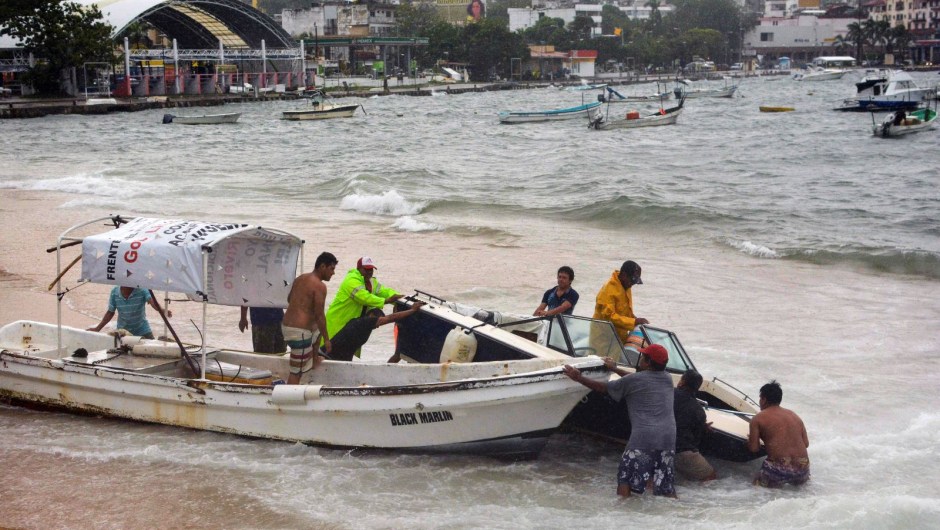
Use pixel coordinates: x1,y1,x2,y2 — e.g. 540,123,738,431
872,106,937,137
282,90,361,120
759,106,795,112
498,101,601,124
674,79,738,99
834,70,936,112
0,215,608,460
162,112,241,125
588,97,685,130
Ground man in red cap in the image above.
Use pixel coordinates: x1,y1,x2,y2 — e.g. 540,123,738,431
325,256,402,359
563,343,677,498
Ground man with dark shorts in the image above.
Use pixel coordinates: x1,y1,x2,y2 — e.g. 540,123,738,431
748,380,810,487
674,370,717,482
325,302,425,361
563,344,677,498
238,306,286,354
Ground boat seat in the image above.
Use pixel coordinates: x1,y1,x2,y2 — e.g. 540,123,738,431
203,359,274,385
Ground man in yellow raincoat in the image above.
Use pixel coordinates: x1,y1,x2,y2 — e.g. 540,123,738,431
325,256,402,358
593,260,649,344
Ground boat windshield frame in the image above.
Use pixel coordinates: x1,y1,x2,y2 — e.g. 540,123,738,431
637,325,697,374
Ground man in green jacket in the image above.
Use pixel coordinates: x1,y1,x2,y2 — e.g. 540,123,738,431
325,256,402,358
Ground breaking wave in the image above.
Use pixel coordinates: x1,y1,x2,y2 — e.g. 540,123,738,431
391,216,441,232
339,190,426,216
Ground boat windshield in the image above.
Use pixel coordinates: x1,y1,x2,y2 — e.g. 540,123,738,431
545,315,632,362
638,326,695,373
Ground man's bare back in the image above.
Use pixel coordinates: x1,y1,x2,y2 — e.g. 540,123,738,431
749,405,809,460
284,273,326,330
283,263,334,354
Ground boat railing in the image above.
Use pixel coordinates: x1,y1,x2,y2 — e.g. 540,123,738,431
710,376,758,408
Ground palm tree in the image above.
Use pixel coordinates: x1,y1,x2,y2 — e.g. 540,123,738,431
846,22,866,60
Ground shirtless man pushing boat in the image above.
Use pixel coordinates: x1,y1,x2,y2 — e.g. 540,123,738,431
282,252,338,384
748,380,810,487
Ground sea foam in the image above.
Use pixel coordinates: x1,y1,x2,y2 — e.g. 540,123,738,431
391,216,440,232
339,190,426,216
727,239,780,258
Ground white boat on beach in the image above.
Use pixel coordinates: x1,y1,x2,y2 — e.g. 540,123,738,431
282,90,361,120
0,216,607,460
498,101,601,124
162,112,241,125
395,292,763,462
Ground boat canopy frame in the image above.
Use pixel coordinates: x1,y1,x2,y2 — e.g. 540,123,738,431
53,214,305,379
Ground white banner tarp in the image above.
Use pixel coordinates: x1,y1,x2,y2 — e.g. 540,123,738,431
80,217,301,307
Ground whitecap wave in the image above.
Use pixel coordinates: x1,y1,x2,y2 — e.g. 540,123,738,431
0,172,140,197
391,216,440,232
339,190,426,216
727,239,779,258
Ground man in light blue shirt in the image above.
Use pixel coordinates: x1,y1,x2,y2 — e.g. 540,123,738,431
88,286,171,339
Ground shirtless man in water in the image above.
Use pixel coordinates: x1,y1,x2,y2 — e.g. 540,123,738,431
282,252,337,384
748,380,810,487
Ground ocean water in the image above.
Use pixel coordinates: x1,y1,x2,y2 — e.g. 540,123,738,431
1,74,939,529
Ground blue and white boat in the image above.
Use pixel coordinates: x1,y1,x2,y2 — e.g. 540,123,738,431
834,70,936,112
498,101,601,124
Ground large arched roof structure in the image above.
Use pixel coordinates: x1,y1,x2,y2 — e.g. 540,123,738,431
76,0,295,49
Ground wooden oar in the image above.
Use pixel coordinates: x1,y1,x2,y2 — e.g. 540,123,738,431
46,239,82,253
47,254,82,291
148,289,200,377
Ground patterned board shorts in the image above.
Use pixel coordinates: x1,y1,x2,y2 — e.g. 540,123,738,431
756,457,810,488
618,448,676,496
282,325,320,378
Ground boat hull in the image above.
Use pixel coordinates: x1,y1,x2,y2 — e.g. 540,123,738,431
0,321,605,460
394,301,762,462
282,105,360,120
171,113,241,124
759,106,795,112
676,86,737,98
595,109,681,129
873,109,937,137
498,103,601,124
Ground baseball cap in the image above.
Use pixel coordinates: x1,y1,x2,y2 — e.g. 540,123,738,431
638,344,668,365
357,257,378,270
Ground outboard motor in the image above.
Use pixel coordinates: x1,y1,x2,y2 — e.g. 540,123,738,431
162,114,175,124
597,93,606,103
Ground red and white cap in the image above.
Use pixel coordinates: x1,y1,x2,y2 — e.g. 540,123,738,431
357,256,378,270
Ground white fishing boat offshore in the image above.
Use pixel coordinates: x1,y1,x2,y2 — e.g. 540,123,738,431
589,97,685,130
282,90,361,120
162,112,241,125
498,101,601,124
0,215,607,460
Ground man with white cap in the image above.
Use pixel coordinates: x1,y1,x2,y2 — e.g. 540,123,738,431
325,256,402,358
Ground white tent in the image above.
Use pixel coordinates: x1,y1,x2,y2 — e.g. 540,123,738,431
79,216,302,307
